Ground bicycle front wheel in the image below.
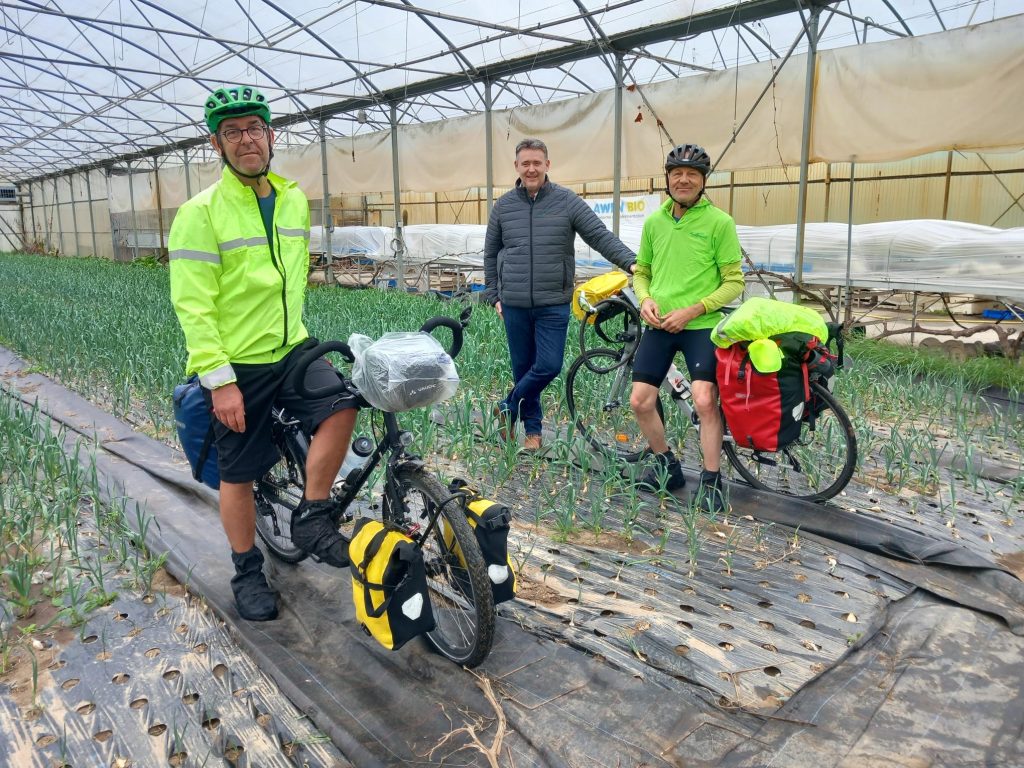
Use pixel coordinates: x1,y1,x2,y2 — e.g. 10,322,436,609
391,466,495,668
254,431,309,563
723,381,857,502
566,348,662,463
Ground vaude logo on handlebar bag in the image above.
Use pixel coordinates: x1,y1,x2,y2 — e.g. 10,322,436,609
447,480,517,604
348,518,435,650
172,375,220,489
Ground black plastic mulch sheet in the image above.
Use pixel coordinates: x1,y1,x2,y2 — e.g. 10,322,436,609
3,344,1024,767
716,590,1024,767
0,349,757,766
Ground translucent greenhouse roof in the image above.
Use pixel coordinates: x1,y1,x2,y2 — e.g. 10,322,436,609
0,0,1021,182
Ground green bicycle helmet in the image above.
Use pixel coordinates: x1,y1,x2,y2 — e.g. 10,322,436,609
204,86,271,134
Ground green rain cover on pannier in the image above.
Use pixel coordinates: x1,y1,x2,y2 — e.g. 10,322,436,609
711,297,828,349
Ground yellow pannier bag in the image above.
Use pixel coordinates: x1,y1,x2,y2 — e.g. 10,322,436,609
571,271,629,323
348,518,435,650
446,480,517,604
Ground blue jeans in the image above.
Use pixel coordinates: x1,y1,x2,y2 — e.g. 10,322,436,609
500,303,570,435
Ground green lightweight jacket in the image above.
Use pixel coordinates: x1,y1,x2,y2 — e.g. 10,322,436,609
169,167,311,389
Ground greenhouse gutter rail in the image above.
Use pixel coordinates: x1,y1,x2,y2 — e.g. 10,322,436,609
19,0,824,185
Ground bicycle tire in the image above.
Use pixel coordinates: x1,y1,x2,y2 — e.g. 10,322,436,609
566,348,663,463
254,430,309,563
722,381,857,502
390,466,495,668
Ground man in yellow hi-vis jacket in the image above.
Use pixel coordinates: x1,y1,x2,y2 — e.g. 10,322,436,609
169,86,356,621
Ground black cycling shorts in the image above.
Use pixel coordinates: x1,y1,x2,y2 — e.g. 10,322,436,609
203,340,359,484
631,326,718,387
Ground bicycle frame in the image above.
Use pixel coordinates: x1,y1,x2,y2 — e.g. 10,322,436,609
265,405,453,550
577,287,713,441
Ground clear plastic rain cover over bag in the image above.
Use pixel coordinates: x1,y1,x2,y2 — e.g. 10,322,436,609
349,332,459,412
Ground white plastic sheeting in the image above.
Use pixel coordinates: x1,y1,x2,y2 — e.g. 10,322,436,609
740,220,1024,301
313,194,660,277
0,209,20,251
318,219,1024,301
107,15,1024,212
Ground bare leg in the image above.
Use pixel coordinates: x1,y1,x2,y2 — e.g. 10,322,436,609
219,481,257,553
304,409,357,500
630,381,668,453
691,380,722,472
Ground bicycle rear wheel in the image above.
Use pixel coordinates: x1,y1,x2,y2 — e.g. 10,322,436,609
723,381,857,502
254,430,309,563
566,348,663,463
390,466,494,668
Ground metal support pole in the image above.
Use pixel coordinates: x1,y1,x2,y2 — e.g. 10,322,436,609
28,184,38,246
68,175,80,256
941,150,952,219
612,52,624,237
106,170,119,260
127,163,139,261
16,192,26,252
319,119,334,283
55,178,66,256
42,181,52,251
910,292,918,346
485,81,494,219
390,103,406,290
153,157,165,254
85,172,98,257
843,161,855,325
823,163,832,221
793,7,821,291
183,149,193,199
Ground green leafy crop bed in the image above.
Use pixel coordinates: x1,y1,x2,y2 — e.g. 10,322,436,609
1,252,1022,710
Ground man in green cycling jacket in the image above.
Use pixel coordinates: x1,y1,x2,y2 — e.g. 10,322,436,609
630,144,744,513
169,86,357,621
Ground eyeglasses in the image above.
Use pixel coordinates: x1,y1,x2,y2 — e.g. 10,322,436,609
219,124,268,144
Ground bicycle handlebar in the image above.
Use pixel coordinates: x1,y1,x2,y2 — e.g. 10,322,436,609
291,340,358,399
290,306,472,400
419,315,464,359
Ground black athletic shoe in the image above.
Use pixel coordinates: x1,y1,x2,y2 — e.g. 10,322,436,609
291,498,350,567
694,470,728,515
637,450,686,492
230,547,279,621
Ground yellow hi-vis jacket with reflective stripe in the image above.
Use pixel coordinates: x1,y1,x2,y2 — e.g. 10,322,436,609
169,167,312,389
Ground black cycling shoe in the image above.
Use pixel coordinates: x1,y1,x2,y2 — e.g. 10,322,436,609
291,498,350,568
230,547,279,621
694,470,729,515
637,450,686,492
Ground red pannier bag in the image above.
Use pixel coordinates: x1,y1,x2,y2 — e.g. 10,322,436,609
716,332,827,452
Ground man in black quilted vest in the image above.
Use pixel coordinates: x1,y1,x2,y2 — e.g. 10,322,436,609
484,138,635,450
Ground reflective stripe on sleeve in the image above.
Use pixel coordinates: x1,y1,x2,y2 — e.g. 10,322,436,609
276,226,309,238
199,364,236,390
217,236,268,250
169,249,221,264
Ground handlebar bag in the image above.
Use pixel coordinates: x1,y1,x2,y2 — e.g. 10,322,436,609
446,481,517,604
349,332,459,412
348,518,435,651
172,375,220,489
571,271,629,323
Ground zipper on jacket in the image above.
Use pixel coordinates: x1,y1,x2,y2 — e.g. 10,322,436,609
256,187,289,350
528,191,535,307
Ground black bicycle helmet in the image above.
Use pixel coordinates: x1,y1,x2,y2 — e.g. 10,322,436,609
665,144,712,176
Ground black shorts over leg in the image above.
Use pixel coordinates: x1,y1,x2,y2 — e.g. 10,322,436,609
631,326,718,387
204,340,359,484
